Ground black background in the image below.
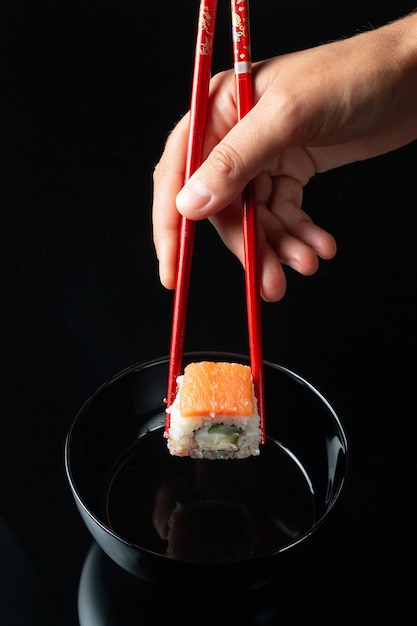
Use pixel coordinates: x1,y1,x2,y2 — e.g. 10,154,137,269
2,1,417,624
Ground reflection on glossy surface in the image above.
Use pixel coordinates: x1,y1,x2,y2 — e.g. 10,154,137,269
66,352,349,586
105,428,315,562
78,542,314,625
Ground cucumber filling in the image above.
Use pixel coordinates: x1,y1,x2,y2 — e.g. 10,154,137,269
194,423,243,451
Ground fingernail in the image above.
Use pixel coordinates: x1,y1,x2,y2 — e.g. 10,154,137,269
286,259,301,273
158,259,175,290
158,262,167,286
177,177,212,214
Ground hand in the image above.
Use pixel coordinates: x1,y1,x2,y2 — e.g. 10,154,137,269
153,13,417,301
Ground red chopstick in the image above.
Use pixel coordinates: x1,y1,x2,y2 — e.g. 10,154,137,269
165,0,218,434
231,0,265,442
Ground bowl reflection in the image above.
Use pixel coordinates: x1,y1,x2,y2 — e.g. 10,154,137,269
78,541,319,625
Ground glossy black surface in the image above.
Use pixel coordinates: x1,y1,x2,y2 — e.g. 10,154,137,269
77,541,317,626
65,353,347,586
2,2,417,624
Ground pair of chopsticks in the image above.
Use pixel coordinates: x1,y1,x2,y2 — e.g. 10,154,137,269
165,0,265,443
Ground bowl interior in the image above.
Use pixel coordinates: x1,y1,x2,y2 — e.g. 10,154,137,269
65,352,348,575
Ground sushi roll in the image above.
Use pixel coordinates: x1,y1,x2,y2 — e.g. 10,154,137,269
166,361,262,459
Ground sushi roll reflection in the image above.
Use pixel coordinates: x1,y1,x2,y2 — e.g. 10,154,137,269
167,499,254,561
166,361,262,460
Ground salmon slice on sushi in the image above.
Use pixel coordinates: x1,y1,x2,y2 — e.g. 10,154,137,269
166,361,262,460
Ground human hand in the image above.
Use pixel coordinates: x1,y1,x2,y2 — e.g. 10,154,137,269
153,13,417,301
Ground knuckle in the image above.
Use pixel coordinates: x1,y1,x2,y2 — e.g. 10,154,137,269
209,142,245,182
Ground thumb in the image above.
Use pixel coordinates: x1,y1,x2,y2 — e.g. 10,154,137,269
176,105,277,219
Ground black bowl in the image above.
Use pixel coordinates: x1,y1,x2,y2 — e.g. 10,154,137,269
64,352,349,590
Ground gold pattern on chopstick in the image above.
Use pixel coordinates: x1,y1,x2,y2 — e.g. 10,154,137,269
200,4,214,56
231,0,250,61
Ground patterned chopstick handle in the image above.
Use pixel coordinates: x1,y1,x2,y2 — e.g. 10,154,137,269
231,0,253,118
232,0,252,70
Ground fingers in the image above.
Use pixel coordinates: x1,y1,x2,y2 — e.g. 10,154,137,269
152,69,241,288
211,211,335,303
209,173,337,302
268,175,337,262
152,115,190,288
209,205,288,302
152,63,337,297
176,101,280,220
259,179,337,301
